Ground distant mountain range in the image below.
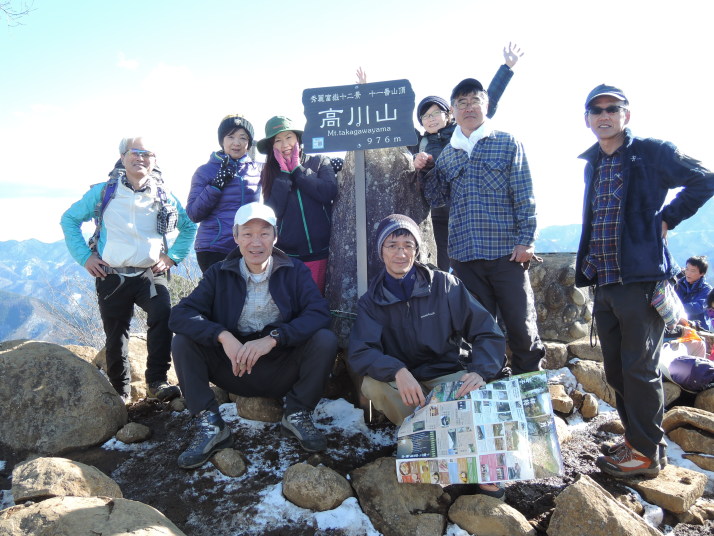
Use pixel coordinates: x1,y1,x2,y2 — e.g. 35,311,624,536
2,197,713,346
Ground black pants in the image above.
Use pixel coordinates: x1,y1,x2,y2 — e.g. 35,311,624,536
452,255,545,374
197,251,228,274
430,205,451,272
594,282,666,460
172,329,338,415
96,272,172,396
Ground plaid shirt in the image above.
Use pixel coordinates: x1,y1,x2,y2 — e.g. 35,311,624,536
423,130,537,261
237,256,281,335
581,148,624,286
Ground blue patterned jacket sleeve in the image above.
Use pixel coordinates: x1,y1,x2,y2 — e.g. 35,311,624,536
486,64,514,118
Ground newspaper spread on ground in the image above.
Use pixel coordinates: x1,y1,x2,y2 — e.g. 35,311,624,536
395,371,563,485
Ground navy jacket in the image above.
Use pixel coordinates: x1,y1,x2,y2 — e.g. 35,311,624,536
186,152,262,254
675,277,713,324
264,155,338,263
348,263,505,383
169,247,330,347
575,129,714,288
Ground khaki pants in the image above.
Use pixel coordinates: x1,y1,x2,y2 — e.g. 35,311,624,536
361,371,466,426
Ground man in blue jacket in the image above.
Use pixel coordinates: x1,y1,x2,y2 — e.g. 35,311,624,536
575,84,714,477
169,202,337,469
675,256,712,325
60,136,197,403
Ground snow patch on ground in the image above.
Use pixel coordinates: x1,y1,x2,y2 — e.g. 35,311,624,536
547,367,578,391
101,437,160,452
0,489,14,511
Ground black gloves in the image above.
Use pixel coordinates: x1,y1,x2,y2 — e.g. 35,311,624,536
330,157,344,174
210,156,237,189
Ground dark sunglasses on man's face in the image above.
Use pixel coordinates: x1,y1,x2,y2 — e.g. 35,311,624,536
587,105,626,116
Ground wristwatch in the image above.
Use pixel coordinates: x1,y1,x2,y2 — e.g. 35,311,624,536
269,329,281,347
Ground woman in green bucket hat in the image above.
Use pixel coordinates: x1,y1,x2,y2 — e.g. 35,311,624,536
257,116,341,294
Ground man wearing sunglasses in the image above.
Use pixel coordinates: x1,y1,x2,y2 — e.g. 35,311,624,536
61,137,197,404
422,78,545,377
576,84,714,477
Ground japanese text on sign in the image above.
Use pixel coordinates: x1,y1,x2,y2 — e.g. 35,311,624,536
302,79,417,153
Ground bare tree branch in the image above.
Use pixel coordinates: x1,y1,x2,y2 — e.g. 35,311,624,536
0,1,35,26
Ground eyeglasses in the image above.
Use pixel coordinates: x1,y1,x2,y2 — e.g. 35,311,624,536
455,99,484,110
587,105,627,116
383,243,417,254
125,149,156,159
421,110,446,121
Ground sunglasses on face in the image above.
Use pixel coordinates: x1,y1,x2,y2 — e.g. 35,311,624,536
587,105,627,116
125,149,156,159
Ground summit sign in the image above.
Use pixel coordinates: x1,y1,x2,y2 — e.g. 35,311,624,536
302,79,417,153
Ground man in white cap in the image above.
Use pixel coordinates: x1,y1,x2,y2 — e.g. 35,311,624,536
170,202,337,468
576,84,714,477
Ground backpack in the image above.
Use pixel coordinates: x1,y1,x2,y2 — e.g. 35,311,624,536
659,339,714,392
668,356,714,392
88,167,178,252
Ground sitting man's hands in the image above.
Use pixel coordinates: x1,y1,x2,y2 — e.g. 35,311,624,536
219,331,276,377
395,367,426,408
455,371,485,398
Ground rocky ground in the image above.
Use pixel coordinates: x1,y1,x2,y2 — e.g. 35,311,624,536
2,388,713,536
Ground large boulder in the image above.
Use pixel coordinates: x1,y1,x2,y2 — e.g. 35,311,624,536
93,334,179,401
683,453,714,471
662,406,714,435
235,396,283,422
64,344,100,363
350,457,449,536
630,464,707,514
528,254,593,343
448,494,535,535
0,340,127,454
0,496,186,535
668,428,714,455
695,388,714,413
282,463,353,511
569,360,615,407
326,148,436,347
567,338,603,362
542,342,568,370
549,384,574,414
548,474,661,536
11,457,122,503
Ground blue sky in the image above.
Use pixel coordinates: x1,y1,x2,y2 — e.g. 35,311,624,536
1,0,713,242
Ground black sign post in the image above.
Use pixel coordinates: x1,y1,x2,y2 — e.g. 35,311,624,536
302,80,417,296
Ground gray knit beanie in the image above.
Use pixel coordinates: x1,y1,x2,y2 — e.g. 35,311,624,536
375,214,422,261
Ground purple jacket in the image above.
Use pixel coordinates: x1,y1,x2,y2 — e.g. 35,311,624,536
187,152,262,254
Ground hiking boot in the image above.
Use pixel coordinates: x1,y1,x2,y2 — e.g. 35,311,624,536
147,380,181,402
281,410,327,452
600,438,668,468
178,410,234,469
596,442,660,478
